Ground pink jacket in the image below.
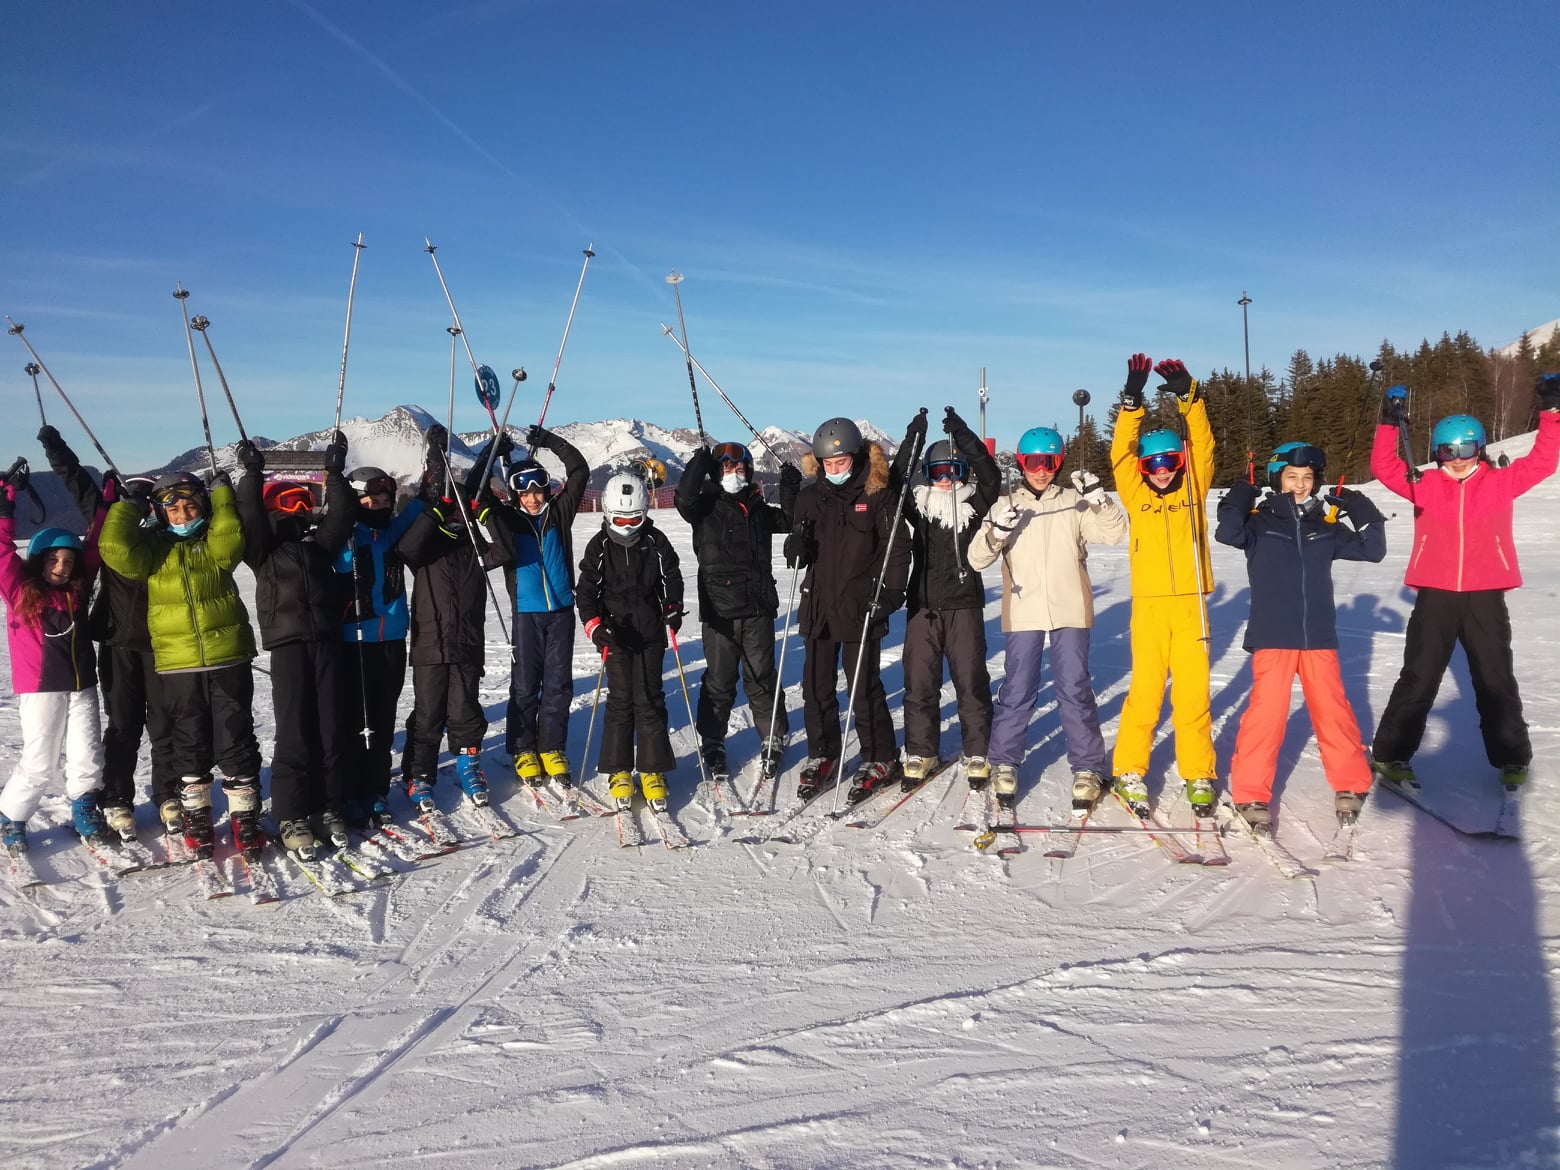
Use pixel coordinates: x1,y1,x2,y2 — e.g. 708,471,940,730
1,512,101,694
1370,412,1560,592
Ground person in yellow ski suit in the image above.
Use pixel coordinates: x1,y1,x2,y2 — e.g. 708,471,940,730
1109,354,1217,816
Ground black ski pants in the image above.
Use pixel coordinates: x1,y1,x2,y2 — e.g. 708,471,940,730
801,634,895,765
507,609,575,756
259,640,347,822
597,645,674,774
1373,587,1530,768
403,663,486,782
99,644,177,809
161,662,262,783
695,614,788,747
901,608,992,760
341,639,408,807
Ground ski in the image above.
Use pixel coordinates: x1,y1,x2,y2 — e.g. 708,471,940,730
333,845,395,882
566,783,617,818
646,806,692,849
615,805,646,849
161,827,191,867
80,834,147,877
5,851,46,889
737,766,840,845
414,805,462,850
1043,801,1098,860
462,801,522,842
518,779,561,818
1495,787,1522,839
116,835,163,871
193,855,236,900
846,760,954,830
1321,818,1358,863
965,787,997,846
1374,777,1509,840
1191,814,1230,866
1108,791,1200,864
237,850,282,904
992,800,1023,857
1216,801,1314,879
372,821,452,861
284,850,360,897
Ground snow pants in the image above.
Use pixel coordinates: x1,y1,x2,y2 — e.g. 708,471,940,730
696,613,788,747
506,609,575,756
268,640,350,823
0,688,105,823
1111,594,1217,779
801,635,895,765
1229,649,1371,803
98,644,176,810
902,608,991,760
403,662,485,782
1373,587,1530,768
597,645,674,774
161,663,262,782
989,627,1107,774
341,639,408,806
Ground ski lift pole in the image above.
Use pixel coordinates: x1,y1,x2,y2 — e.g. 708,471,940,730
333,233,367,435
188,315,249,443
664,272,707,447
534,244,595,431
5,319,119,473
658,326,786,468
24,362,46,426
172,286,220,481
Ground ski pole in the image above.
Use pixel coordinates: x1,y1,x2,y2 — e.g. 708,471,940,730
760,564,801,810
188,315,249,443
5,319,119,473
829,411,925,815
444,325,461,475
534,244,595,432
664,272,708,448
1389,384,1420,489
347,544,373,748
431,443,515,660
659,327,787,469
668,629,712,794
172,285,220,482
333,233,366,435
580,647,608,785
475,368,529,495
425,239,485,377
24,362,46,426
1325,358,1382,522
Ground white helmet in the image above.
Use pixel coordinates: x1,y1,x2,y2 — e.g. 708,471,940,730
602,471,648,541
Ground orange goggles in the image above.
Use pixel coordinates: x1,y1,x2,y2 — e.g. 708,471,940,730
263,483,314,515
610,514,645,528
1138,451,1185,475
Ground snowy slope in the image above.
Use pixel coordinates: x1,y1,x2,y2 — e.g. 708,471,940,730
1497,316,1560,357
1,437,1558,1168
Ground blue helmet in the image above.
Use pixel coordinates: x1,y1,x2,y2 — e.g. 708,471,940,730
1430,414,1486,462
1016,427,1065,457
27,528,83,560
1138,429,1184,458
1267,441,1326,494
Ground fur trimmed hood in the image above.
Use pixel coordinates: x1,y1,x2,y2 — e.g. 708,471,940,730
801,442,890,496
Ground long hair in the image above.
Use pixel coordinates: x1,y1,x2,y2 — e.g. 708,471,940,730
14,553,86,629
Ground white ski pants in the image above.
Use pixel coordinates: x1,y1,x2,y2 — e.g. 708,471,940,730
0,688,105,822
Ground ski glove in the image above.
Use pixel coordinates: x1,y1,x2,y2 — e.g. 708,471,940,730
524,424,549,449
664,601,686,634
425,423,449,451
778,463,802,509
904,410,930,446
783,527,815,569
943,406,969,435
1224,479,1258,513
324,431,349,475
1154,359,1197,403
583,617,613,652
1070,469,1107,507
990,501,1021,533
1380,384,1408,425
235,439,265,473
1122,353,1152,410
1327,486,1383,525
873,587,906,617
1536,372,1560,412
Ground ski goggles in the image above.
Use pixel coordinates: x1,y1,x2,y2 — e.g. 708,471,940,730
353,475,397,498
1435,439,1481,461
1274,444,1326,472
152,483,204,507
263,484,314,516
507,466,550,493
1138,451,1185,475
924,458,968,482
1017,452,1063,473
610,513,645,529
712,442,750,467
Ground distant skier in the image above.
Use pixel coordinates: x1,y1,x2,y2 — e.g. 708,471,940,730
1369,374,1560,791
1215,442,1386,831
890,406,1001,792
1109,354,1218,816
674,439,799,786
969,424,1127,811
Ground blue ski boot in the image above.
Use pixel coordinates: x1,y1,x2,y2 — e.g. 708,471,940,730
1,816,28,856
406,776,436,813
72,794,111,844
370,797,393,828
455,747,490,807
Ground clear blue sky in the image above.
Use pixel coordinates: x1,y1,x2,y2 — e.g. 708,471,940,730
3,0,1556,471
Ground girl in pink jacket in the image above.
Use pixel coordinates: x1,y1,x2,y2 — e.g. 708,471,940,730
1369,375,1560,791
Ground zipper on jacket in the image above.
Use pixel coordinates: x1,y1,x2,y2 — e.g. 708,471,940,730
179,544,208,667
1455,478,1466,592
1294,506,1309,646
1410,533,1428,573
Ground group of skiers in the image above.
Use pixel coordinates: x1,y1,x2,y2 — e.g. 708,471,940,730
2,356,1558,867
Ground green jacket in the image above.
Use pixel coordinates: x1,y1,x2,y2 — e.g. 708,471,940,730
98,484,257,672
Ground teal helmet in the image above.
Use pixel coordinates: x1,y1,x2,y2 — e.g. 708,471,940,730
1430,415,1486,462
1016,427,1065,457
26,527,83,560
1267,441,1326,494
1136,429,1186,477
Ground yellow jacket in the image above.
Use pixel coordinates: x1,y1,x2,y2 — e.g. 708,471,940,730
1110,396,1215,598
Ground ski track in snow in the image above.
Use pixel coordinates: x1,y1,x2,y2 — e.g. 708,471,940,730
3,435,1560,1168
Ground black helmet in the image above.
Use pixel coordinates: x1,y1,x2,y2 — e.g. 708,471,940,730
150,472,209,528
506,458,551,494
811,417,863,460
347,466,396,496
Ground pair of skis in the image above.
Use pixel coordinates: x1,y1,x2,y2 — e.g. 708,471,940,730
614,799,692,850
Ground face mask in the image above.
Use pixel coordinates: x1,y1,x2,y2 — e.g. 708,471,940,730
825,471,850,486
169,518,207,537
721,471,745,494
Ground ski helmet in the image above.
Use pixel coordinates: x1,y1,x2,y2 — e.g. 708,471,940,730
922,439,969,483
347,466,396,497
26,527,83,560
1016,427,1065,473
1267,441,1326,494
150,472,209,523
1136,429,1186,476
711,441,754,479
601,471,649,541
506,459,551,494
262,481,315,516
1430,414,1486,462
811,417,863,461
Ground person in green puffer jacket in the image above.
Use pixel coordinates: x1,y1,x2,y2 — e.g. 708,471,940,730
98,471,263,861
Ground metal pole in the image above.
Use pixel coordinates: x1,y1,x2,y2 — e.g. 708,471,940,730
665,271,707,448
334,233,366,434
535,244,596,432
659,326,786,467
188,315,249,442
6,320,119,472
445,326,460,470
425,239,483,375
978,367,988,443
24,362,46,426
173,285,221,481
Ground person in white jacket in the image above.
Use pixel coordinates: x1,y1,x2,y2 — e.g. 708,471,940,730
968,427,1127,809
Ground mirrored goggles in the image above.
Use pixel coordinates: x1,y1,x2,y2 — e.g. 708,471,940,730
610,513,645,528
924,459,968,482
1017,452,1063,473
267,486,314,516
508,467,550,492
1435,439,1480,461
153,484,203,507
355,476,396,498
712,442,749,467
1138,451,1185,475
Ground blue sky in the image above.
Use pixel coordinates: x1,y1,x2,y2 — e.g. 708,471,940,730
3,0,1556,471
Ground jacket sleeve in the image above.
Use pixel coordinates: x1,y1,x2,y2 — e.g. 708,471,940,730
888,427,917,493
98,501,159,581
656,529,684,610
966,514,1007,571
954,424,1000,518
394,508,448,570
1501,409,1560,498
1181,395,1215,499
1215,484,1260,548
384,498,426,544
478,504,515,571
1333,495,1387,564
880,496,913,593
206,483,247,573
314,471,359,556
547,431,591,510
1078,494,1128,545
462,438,501,500
236,471,273,569
576,533,605,627
1111,407,1147,509
0,514,24,605
1370,423,1416,501
38,430,103,525
674,448,717,524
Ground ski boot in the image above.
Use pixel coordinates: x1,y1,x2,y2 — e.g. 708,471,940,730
1185,777,1217,817
455,747,490,807
1334,790,1367,825
158,799,184,837
226,782,267,857
901,755,939,793
1369,754,1418,791
321,810,350,850
370,797,394,828
179,778,216,859
1071,769,1106,812
1235,801,1272,835
540,750,573,787
406,775,436,813
71,794,113,847
795,758,837,801
279,819,317,861
992,764,1019,809
1113,772,1150,818
1500,764,1528,792
102,803,137,842
608,771,635,812
963,756,992,791
759,736,785,781
845,761,895,805
1,816,29,856
513,750,544,785
641,772,669,814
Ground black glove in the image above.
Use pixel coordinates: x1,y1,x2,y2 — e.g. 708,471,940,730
1535,372,1560,412
904,410,929,447
684,446,714,479
783,527,815,569
778,463,802,508
426,423,448,451
0,484,13,521
1327,486,1383,524
324,431,348,475
524,424,549,450
585,618,613,652
1154,358,1196,403
493,431,515,460
1122,353,1152,410
943,406,968,435
664,601,685,634
36,424,63,449
1224,479,1258,511
235,439,265,473
873,587,905,616
1380,384,1408,426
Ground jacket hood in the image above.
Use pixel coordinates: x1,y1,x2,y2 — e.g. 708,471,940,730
801,442,889,496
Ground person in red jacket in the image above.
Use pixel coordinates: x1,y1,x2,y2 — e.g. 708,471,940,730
1369,374,1560,790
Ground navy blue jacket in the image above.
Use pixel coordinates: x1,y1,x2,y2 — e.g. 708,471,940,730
1215,484,1386,651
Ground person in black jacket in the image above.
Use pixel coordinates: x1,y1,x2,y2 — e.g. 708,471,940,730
397,425,516,813
36,426,176,840
783,417,911,800
674,440,800,784
577,471,684,811
236,433,357,854
888,406,1000,788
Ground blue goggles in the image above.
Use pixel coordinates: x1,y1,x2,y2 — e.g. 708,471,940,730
508,465,550,492
1435,440,1480,462
924,458,968,482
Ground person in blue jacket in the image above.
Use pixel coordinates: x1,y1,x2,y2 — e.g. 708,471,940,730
338,465,423,827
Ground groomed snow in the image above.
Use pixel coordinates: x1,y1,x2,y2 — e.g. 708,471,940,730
1,435,1557,1169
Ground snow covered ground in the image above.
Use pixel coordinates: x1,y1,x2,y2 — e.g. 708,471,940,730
2,437,1558,1170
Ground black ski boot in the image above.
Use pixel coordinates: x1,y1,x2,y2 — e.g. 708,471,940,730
795,758,837,801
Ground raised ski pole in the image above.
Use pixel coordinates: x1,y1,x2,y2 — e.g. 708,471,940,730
534,244,595,432
760,564,802,809
444,325,460,470
829,411,925,816
664,272,707,448
188,315,250,442
24,361,46,426
431,442,514,659
333,233,366,435
6,319,119,473
1388,383,1420,488
427,239,511,458
172,285,221,481
1325,358,1382,522
658,327,788,469
668,629,713,795
475,368,529,494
